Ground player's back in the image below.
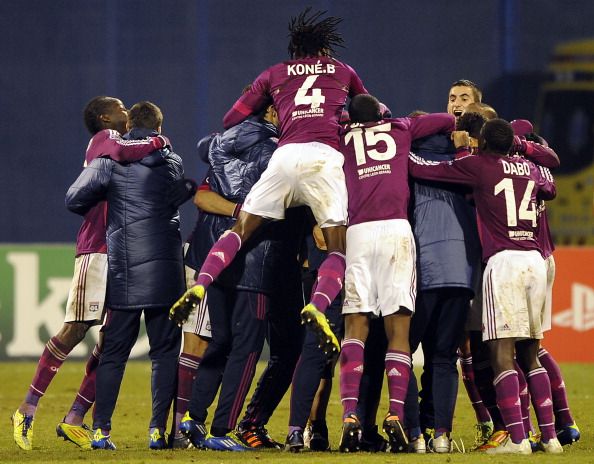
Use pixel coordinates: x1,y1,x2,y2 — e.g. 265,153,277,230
342,118,413,226
264,56,366,148
472,153,555,260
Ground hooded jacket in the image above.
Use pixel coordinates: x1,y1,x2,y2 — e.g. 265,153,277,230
410,133,481,293
185,116,302,294
65,128,186,310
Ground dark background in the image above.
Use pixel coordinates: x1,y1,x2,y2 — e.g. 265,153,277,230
1,0,592,242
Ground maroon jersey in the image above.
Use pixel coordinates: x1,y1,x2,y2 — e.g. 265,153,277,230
223,56,367,149
409,152,556,261
342,113,455,226
74,130,161,255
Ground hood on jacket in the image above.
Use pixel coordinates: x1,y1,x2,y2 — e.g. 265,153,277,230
210,116,278,164
124,127,167,167
411,132,455,162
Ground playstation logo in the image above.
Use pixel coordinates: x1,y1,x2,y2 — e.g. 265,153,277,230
553,283,594,332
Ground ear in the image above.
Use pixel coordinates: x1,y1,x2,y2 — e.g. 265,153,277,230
99,113,110,126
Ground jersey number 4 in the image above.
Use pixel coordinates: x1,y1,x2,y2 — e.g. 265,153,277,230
344,123,396,166
494,178,537,227
294,76,326,109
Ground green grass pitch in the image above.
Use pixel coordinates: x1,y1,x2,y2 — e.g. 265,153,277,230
0,360,591,463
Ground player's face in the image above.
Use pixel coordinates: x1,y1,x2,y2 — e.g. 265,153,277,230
447,86,477,119
105,100,129,135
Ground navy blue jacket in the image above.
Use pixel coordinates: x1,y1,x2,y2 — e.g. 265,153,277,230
185,116,304,294
66,128,186,310
410,133,481,293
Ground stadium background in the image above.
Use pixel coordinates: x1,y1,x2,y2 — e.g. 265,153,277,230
1,0,592,361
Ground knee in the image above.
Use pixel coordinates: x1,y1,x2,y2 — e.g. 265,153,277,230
57,322,90,349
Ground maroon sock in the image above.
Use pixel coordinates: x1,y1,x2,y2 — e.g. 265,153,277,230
339,339,365,417
64,344,101,425
526,367,556,441
195,232,242,288
514,361,533,436
310,252,345,313
460,355,491,423
385,350,411,419
538,347,574,426
174,353,201,436
23,336,72,415
493,370,525,443
474,360,505,430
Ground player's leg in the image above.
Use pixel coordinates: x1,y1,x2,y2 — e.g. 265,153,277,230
298,143,348,357
382,311,412,453
516,339,562,453
92,310,142,450
145,307,182,449
12,321,89,451
183,283,232,447
169,212,268,325
338,313,368,452
538,345,580,444
426,289,470,453
357,317,389,452
286,302,341,452
485,338,530,453
538,256,579,444
205,290,268,451
239,283,303,449
300,224,345,357
171,269,211,448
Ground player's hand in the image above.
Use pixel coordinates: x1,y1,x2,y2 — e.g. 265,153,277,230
151,135,172,150
511,135,527,154
169,285,205,326
451,130,471,149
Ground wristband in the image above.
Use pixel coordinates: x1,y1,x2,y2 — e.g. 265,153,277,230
232,203,243,218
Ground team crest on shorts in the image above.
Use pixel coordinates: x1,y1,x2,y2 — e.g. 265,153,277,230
89,302,100,312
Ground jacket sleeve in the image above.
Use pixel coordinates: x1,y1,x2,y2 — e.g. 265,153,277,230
65,158,112,215
522,140,560,169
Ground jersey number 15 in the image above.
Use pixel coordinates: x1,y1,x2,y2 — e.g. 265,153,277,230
344,123,396,166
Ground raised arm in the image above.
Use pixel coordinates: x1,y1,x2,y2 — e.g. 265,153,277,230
408,152,479,187
86,129,167,163
222,71,271,129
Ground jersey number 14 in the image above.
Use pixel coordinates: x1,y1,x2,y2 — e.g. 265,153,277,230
494,178,537,227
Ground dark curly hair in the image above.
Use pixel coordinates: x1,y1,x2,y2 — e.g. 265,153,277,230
288,8,344,58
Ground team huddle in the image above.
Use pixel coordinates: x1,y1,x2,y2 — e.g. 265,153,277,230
12,8,581,455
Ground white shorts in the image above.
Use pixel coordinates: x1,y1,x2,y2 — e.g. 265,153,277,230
542,255,555,332
64,253,107,324
342,219,416,317
482,250,547,341
242,142,348,228
182,265,212,339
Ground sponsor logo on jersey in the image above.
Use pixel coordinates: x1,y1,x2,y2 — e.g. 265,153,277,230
89,302,99,312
